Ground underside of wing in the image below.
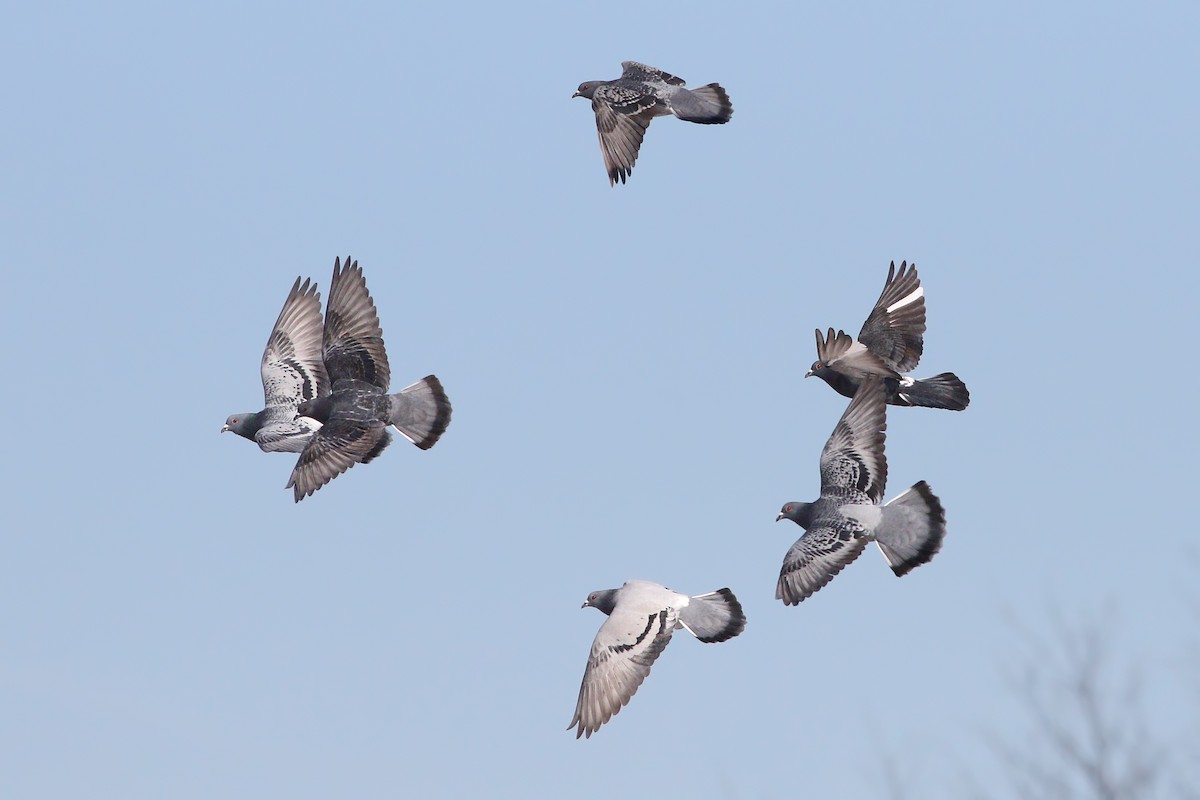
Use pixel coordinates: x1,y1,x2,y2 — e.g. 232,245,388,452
568,606,677,738
858,261,927,373
286,417,391,501
323,257,391,390
261,277,330,408
776,522,870,605
592,97,655,185
819,378,888,503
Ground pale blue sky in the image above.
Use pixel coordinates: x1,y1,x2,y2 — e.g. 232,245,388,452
3,1,1198,797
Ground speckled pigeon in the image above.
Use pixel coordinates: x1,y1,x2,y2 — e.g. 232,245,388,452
808,261,970,410
775,377,946,605
223,276,330,452
286,256,452,502
569,579,745,739
573,61,733,186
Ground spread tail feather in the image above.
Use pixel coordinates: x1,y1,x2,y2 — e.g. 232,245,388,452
388,375,452,450
670,83,733,124
873,481,946,576
678,588,746,643
896,373,970,410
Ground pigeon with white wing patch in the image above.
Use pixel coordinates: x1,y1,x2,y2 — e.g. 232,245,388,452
807,261,970,410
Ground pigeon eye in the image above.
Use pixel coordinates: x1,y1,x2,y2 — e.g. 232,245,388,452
231,418,238,424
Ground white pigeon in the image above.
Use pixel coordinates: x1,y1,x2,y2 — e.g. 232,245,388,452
569,579,745,739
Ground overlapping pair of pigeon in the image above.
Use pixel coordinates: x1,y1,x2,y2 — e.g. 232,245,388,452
568,260,969,738
222,256,452,502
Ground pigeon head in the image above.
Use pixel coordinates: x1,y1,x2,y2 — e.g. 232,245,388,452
581,588,619,615
222,412,260,440
295,395,334,424
572,81,604,100
777,501,815,528
806,360,829,379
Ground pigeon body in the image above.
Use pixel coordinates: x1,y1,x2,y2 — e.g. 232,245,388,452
569,579,745,739
286,256,452,502
573,61,733,186
807,261,970,410
223,277,330,453
775,377,947,605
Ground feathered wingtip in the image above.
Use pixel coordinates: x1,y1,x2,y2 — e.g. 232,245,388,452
814,327,855,363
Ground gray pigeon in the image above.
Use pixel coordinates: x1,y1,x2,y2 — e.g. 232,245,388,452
222,276,330,452
286,256,452,502
775,377,946,605
573,61,733,185
808,261,970,410
569,579,745,739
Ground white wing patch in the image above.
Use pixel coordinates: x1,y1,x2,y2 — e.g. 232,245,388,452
885,286,924,314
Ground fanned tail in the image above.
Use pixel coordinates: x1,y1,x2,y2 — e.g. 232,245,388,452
388,375,452,450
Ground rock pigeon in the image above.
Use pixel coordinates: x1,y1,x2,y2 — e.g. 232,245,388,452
573,61,733,186
569,579,745,739
222,276,330,453
807,261,970,410
286,256,452,502
775,377,946,605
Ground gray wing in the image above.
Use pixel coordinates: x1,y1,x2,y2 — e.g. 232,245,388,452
592,88,658,185
815,328,899,379
255,277,329,452
261,277,329,409
620,61,686,86
776,521,870,605
285,418,391,502
568,604,679,739
819,377,888,504
323,257,391,390
857,261,926,373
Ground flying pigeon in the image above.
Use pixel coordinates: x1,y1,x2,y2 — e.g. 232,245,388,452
807,261,970,410
569,579,746,739
222,276,330,452
573,61,733,186
775,377,946,605
286,256,452,502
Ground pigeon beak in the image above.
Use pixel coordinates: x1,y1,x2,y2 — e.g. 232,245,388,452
775,513,786,522
804,369,814,378
571,91,581,98
580,600,591,609
221,424,230,433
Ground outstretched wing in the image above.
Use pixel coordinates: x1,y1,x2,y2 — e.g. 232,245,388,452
261,277,329,408
568,604,678,739
857,261,926,373
592,87,657,185
819,378,888,504
286,418,391,502
620,61,686,86
776,521,870,605
323,256,391,390
814,327,898,379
